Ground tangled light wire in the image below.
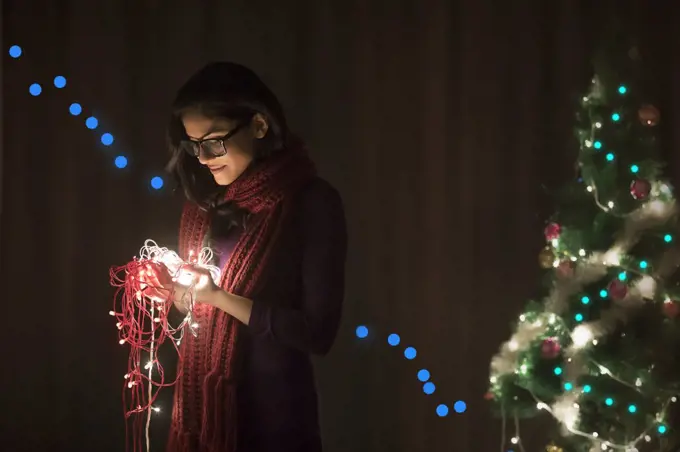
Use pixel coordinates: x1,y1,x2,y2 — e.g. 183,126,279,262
109,239,221,452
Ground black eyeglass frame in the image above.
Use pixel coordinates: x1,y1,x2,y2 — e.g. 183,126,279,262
180,123,246,158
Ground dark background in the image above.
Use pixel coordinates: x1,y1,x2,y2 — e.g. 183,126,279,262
2,1,680,451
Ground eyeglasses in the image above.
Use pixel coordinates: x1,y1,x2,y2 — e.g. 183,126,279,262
180,123,245,158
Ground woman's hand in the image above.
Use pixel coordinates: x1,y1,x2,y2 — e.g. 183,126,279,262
137,262,221,310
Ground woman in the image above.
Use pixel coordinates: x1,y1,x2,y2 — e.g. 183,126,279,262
143,62,347,452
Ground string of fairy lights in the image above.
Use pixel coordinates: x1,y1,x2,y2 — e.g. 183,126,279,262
489,75,678,452
7,44,166,191
355,325,468,419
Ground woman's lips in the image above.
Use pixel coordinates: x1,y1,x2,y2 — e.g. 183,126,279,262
208,165,226,174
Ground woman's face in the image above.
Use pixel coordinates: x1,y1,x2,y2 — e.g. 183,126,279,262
181,110,268,186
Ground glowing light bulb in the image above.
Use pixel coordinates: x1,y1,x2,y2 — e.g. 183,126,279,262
607,201,614,209
604,248,621,265
571,325,594,348
586,185,593,192
511,437,519,444
636,276,656,298
109,311,116,316
595,122,602,128
579,249,586,256
119,339,125,345
153,406,161,413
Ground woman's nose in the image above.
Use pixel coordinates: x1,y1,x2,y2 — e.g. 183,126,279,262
196,147,216,164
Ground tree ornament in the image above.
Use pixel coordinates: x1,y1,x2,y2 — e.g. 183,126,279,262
608,279,628,300
556,260,574,278
544,222,561,241
541,337,561,359
546,444,563,452
630,179,651,200
663,300,680,318
539,247,555,269
638,104,660,126
483,391,494,400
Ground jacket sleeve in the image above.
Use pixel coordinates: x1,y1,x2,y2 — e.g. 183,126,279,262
248,181,347,355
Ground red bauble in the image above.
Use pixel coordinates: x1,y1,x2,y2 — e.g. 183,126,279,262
638,104,660,126
630,179,651,200
544,223,561,241
663,301,680,318
556,261,574,278
608,279,628,300
541,338,561,359
483,391,495,400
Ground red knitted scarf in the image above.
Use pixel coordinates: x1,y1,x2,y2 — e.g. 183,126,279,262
167,142,316,452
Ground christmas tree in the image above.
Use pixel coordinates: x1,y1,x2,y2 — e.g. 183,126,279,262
487,24,680,452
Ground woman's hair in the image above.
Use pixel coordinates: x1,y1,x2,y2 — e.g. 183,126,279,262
166,62,289,208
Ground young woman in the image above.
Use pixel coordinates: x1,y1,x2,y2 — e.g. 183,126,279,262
142,62,347,452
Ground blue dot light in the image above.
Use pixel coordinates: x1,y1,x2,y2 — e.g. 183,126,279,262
417,369,430,382
151,176,164,190
583,385,592,393
628,404,637,413
85,116,99,129
387,334,400,346
593,141,602,149
665,234,673,243
554,367,563,376
8,45,22,58
611,113,621,121
101,133,114,146
404,347,417,360
355,325,368,339
114,156,128,169
423,382,436,395
453,400,467,413
605,153,615,161
600,289,608,298
436,404,449,417
581,296,590,305
53,76,67,88
605,397,614,406
69,103,83,116
658,425,667,434
564,382,573,391
618,271,627,281
631,164,640,174
29,83,42,96
618,85,627,95
575,313,584,322
639,261,648,269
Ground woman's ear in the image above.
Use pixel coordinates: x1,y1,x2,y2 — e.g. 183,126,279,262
251,113,269,139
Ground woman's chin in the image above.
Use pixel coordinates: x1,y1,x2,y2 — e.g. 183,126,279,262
213,174,234,186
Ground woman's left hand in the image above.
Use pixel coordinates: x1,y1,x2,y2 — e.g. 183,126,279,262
139,262,221,308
